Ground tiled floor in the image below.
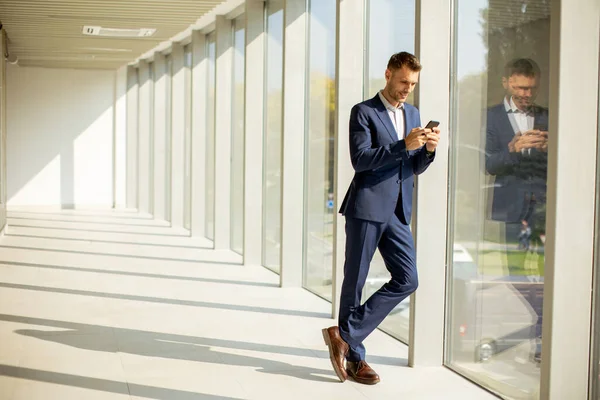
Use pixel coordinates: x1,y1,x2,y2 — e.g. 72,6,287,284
0,208,498,400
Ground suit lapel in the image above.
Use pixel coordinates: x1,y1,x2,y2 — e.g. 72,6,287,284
403,105,415,134
403,106,419,154
497,106,518,141
372,94,399,143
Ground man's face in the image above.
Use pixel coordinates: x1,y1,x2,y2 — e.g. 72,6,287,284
384,66,419,104
502,73,539,110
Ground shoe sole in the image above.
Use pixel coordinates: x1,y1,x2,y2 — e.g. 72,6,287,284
321,328,347,383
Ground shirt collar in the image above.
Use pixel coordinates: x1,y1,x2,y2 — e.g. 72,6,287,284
379,90,404,111
504,96,532,114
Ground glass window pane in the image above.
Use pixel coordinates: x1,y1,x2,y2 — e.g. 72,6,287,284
446,1,551,397
263,0,284,272
365,0,415,98
302,0,336,301
0,39,5,219
206,32,216,240
184,45,192,231
363,0,416,344
591,46,600,400
231,16,246,255
1,50,7,229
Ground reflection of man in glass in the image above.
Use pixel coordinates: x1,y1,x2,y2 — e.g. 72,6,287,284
485,58,548,262
485,58,547,361
322,52,439,384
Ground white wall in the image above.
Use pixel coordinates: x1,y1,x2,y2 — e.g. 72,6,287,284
7,65,116,207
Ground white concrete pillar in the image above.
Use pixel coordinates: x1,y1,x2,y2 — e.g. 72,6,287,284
183,45,193,231
165,56,173,222
331,0,365,317
540,0,599,398
152,53,168,221
408,0,452,367
170,45,186,228
137,61,152,213
214,15,234,249
205,32,217,241
191,31,208,238
114,66,128,209
148,63,155,214
126,66,139,209
243,0,265,265
280,0,306,287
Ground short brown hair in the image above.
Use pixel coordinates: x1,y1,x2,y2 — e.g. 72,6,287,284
387,52,422,72
503,58,540,78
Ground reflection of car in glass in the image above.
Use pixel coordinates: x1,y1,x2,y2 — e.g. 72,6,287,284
450,257,544,363
363,244,479,314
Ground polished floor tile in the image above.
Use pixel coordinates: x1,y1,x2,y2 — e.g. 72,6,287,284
0,208,497,400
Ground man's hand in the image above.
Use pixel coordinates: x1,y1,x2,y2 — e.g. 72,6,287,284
537,131,549,152
508,130,548,153
425,126,440,152
405,127,431,151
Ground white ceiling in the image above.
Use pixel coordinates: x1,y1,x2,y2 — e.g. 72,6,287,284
0,0,226,70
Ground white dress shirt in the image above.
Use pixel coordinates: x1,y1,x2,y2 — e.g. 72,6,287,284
504,96,534,134
504,96,535,155
378,91,405,140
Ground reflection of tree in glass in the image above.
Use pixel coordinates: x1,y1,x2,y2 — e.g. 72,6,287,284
263,79,283,269
452,72,488,242
479,1,551,107
307,71,336,198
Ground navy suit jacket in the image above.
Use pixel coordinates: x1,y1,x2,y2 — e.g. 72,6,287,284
485,103,549,223
339,94,434,224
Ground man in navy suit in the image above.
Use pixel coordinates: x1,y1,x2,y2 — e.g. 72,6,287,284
485,58,548,359
485,58,548,254
322,52,439,385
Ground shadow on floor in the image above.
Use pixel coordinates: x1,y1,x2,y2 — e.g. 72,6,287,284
0,364,244,400
6,233,213,250
0,283,329,318
0,313,405,371
0,260,277,288
8,215,167,228
1,314,339,384
8,224,189,238
0,245,241,266
8,210,153,220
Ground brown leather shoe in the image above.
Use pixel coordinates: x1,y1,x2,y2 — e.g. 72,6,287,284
321,326,349,382
346,360,380,385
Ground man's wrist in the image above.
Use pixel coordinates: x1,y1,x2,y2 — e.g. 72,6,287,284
426,148,435,158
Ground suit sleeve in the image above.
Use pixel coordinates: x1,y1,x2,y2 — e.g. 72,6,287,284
411,110,434,175
485,114,521,176
349,104,410,173
412,147,434,175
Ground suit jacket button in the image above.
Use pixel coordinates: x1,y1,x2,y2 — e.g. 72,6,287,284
396,179,401,184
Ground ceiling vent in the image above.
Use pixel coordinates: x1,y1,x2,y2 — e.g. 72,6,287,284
82,26,156,38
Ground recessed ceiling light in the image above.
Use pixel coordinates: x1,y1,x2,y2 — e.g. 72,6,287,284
82,26,156,38
79,47,133,53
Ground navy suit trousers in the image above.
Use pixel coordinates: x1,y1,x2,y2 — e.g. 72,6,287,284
338,214,418,361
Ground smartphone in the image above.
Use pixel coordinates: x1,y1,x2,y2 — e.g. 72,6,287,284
425,120,440,130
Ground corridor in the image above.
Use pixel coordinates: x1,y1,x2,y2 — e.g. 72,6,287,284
0,208,495,400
